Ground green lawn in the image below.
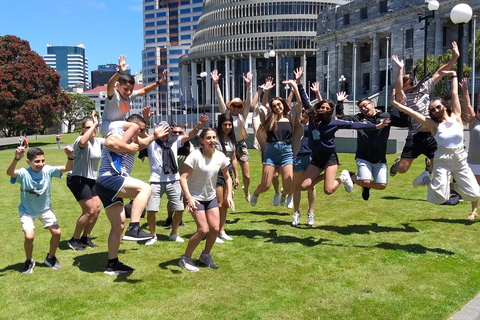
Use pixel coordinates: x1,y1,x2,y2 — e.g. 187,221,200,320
1,133,479,319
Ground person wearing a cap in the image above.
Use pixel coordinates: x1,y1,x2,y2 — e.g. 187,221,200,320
390,42,459,179
211,69,252,202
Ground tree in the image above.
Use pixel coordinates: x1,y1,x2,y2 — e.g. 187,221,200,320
468,26,480,70
0,35,72,135
63,93,95,133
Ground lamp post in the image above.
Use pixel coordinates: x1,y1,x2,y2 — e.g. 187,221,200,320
450,3,473,81
285,60,289,99
200,71,207,125
419,1,440,75
168,81,174,126
339,75,346,92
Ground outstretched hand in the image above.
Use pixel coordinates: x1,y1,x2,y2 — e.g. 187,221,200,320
310,81,320,93
452,41,459,58
264,77,275,91
211,69,221,84
118,55,129,74
15,146,25,160
391,55,403,68
244,71,252,87
294,67,304,84
142,106,154,122
199,114,209,126
64,146,74,158
336,91,348,102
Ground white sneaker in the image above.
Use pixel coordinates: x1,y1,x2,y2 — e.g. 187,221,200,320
218,231,233,241
273,192,281,206
341,170,354,193
242,186,251,202
307,211,315,226
215,237,225,243
250,191,258,206
292,212,300,226
286,195,293,209
169,234,185,242
178,255,199,272
413,171,430,188
145,236,157,245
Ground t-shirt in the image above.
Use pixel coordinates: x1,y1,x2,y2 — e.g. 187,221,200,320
144,136,184,183
98,129,136,177
101,88,138,135
70,136,105,179
184,149,230,201
215,138,235,160
468,118,480,165
405,78,434,133
11,165,62,216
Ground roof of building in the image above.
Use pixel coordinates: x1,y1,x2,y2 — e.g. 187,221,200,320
83,84,143,94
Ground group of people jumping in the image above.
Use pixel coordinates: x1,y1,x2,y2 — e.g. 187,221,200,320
8,44,480,275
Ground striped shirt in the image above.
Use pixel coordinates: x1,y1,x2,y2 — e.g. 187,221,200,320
98,128,136,177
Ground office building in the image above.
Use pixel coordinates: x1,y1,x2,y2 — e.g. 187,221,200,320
43,44,89,90
91,64,132,89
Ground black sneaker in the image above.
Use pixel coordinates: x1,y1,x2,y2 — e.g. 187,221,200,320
390,157,401,177
104,261,135,275
44,255,62,269
180,220,185,227
21,259,35,274
67,237,85,251
122,225,154,241
362,187,370,201
163,217,173,227
80,237,99,248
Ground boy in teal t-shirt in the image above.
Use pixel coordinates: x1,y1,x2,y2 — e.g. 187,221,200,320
7,146,74,274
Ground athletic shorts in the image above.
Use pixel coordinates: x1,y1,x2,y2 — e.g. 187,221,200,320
96,173,125,209
194,197,219,212
293,154,312,172
216,164,233,187
99,120,125,138
236,140,250,163
401,131,437,159
263,141,293,167
67,175,97,201
146,181,184,212
19,209,58,231
356,158,388,184
311,150,339,170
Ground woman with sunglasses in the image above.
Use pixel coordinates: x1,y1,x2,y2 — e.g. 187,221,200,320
211,69,252,202
391,72,480,218
179,128,233,272
215,111,239,241
66,110,104,251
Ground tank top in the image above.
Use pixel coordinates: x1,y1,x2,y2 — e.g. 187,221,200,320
434,118,463,149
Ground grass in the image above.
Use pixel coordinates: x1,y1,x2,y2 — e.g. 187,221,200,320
1,133,480,319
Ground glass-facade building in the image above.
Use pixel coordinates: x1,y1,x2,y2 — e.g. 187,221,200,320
43,45,89,90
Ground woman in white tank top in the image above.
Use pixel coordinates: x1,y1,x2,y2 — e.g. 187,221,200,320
391,71,480,219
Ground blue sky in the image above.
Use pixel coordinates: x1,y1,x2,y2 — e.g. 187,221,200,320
1,0,144,76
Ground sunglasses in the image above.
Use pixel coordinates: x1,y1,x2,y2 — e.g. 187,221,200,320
231,104,243,109
172,131,183,134
429,105,443,113
84,126,91,130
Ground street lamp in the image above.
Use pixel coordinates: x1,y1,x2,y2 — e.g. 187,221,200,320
168,81,174,126
450,3,473,81
200,71,207,125
419,0,439,75
339,75,346,92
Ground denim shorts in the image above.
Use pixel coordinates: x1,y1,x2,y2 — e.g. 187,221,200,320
293,155,311,172
356,158,388,184
263,142,293,167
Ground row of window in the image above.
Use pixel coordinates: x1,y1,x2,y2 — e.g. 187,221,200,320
194,19,317,43
342,1,388,27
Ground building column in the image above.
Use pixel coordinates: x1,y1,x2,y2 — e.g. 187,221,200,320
372,34,380,93
275,54,280,97
225,55,230,103
338,44,344,93
302,52,307,86
190,60,197,116
205,58,212,107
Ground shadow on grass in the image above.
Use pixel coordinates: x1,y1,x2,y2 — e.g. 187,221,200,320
352,242,455,255
158,258,183,274
242,210,290,216
227,229,330,247
381,195,428,202
0,262,24,275
416,218,479,226
317,223,419,235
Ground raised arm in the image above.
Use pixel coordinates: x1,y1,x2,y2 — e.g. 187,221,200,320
310,81,323,102
79,110,99,148
211,69,227,113
460,77,476,130
242,72,252,119
6,146,25,178
137,69,167,96
181,115,208,144
283,80,302,108
107,55,128,99
446,71,462,120
262,77,275,108
392,55,407,103
60,146,75,173
432,41,459,84
390,89,436,134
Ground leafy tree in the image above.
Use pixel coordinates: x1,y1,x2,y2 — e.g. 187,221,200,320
0,35,71,135
468,26,480,69
63,93,95,133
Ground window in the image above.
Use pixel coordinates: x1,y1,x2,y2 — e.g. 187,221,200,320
181,1,190,4
156,12,166,17
170,28,178,33
192,0,202,3
157,37,167,42
193,7,202,12
145,13,154,19
170,50,183,54
180,8,190,14
362,73,370,92
145,22,154,27
145,5,154,10
193,15,200,21
157,20,166,26
146,39,155,43
169,2,178,8
360,43,371,63
405,29,413,49
157,29,166,34
169,58,179,63
343,14,350,26
180,17,191,23
323,50,328,66
170,10,178,16
181,26,191,31
171,36,178,42
170,67,179,72
405,59,413,73
145,30,155,35
360,7,368,20
181,34,191,40
146,52,155,57
379,1,388,14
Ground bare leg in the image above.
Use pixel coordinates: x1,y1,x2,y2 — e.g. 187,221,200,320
184,210,208,257
204,207,220,254
323,165,341,195
118,177,152,223
308,185,316,212
105,204,126,259
397,158,415,174
47,225,61,257
300,164,324,191
24,229,34,261
467,175,480,220
279,164,294,195
74,197,100,239
240,161,251,197
146,211,157,235
293,171,304,212
253,164,276,196
171,211,183,235
272,170,280,194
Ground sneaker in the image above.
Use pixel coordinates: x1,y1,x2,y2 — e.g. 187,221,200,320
122,225,155,241
218,231,233,241
163,217,173,227
425,157,433,174
390,157,401,177
169,234,185,242
178,255,199,272
286,195,293,209
180,220,185,226
242,186,251,202
307,211,315,226
44,255,61,269
362,187,371,201
340,170,354,193
145,236,157,246
199,251,218,269
67,237,85,251
250,191,258,206
292,212,301,227
413,171,430,188
80,237,99,248
215,237,225,244
104,261,135,275
21,259,35,274
273,192,281,206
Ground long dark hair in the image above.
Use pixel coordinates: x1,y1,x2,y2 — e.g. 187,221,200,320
428,98,451,123
262,97,291,132
306,100,335,122
216,111,236,155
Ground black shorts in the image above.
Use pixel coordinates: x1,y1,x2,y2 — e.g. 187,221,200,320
67,175,97,201
216,164,233,187
310,150,339,171
195,198,219,211
401,131,437,159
